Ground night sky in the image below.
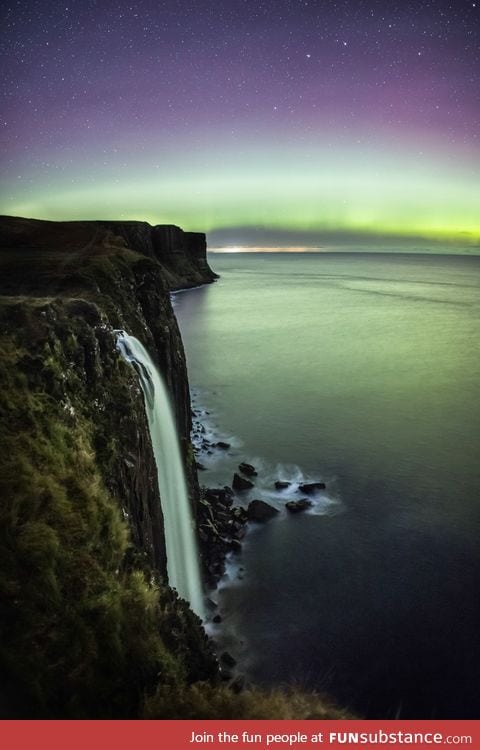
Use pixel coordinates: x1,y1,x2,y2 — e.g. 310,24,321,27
1,1,479,247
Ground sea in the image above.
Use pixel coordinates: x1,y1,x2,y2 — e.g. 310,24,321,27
172,251,480,719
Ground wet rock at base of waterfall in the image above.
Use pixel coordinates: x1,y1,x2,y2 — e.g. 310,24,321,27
239,461,257,477
206,598,218,611
220,651,237,668
199,486,247,586
196,462,206,470
205,487,234,506
233,473,254,491
208,560,226,581
275,480,291,490
247,499,279,523
233,508,248,526
213,441,231,450
230,539,242,553
215,509,232,523
286,498,312,514
212,614,222,624
298,481,326,494
231,522,246,540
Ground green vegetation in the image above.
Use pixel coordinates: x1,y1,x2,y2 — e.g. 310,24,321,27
0,328,215,718
145,684,351,720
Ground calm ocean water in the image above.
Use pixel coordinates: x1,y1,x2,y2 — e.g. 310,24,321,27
173,252,480,718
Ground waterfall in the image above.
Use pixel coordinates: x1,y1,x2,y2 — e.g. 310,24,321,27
116,331,205,619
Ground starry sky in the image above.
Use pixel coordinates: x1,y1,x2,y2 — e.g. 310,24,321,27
1,0,479,248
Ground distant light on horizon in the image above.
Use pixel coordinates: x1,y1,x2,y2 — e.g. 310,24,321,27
209,243,480,255
212,246,322,253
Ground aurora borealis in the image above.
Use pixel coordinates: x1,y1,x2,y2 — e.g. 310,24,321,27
1,1,479,248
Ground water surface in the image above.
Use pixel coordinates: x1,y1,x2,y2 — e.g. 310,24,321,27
174,252,480,718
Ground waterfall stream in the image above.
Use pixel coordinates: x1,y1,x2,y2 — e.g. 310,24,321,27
116,331,205,619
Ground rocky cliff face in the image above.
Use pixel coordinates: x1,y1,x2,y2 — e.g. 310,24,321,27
0,216,348,721
0,216,217,571
0,216,218,717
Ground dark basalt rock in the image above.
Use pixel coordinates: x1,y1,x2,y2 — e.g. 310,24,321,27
233,506,248,523
205,486,234,506
298,481,326,494
212,614,222,624
286,499,312,514
247,499,279,523
198,486,246,586
233,473,254,491
239,461,257,477
275,480,291,490
213,441,230,450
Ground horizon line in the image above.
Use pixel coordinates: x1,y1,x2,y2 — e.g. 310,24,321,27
208,245,480,255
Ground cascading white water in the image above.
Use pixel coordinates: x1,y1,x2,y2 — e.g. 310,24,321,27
116,331,204,619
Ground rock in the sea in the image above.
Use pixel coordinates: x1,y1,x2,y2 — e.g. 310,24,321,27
233,473,254,491
214,441,231,450
275,480,291,490
286,499,312,514
239,461,257,477
298,481,326,494
247,499,279,523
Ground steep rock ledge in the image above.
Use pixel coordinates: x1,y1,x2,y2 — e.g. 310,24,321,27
0,216,218,717
0,217,216,570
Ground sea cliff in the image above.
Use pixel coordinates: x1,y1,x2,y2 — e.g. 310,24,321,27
0,216,347,719
0,216,218,717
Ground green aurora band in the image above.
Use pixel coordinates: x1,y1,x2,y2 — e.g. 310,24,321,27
2,137,479,247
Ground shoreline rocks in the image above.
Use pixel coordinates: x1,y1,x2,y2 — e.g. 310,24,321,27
213,441,230,450
285,499,312,514
239,461,257,477
298,481,326,494
191,402,327,591
233,473,254,491
247,499,279,523
198,485,247,587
